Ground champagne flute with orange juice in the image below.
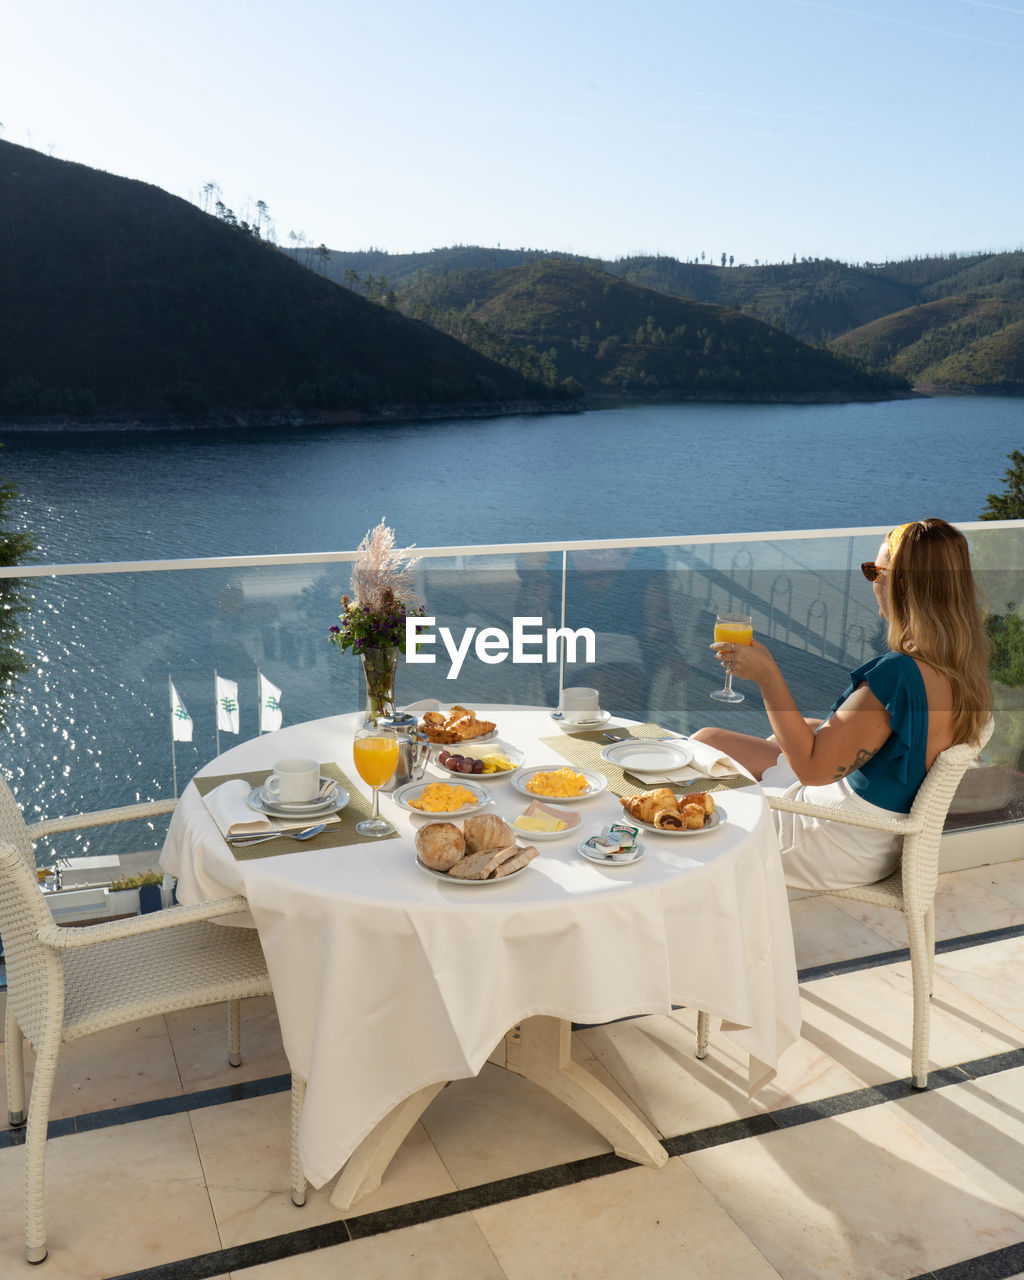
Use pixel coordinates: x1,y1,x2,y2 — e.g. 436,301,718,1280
710,613,753,703
353,726,400,837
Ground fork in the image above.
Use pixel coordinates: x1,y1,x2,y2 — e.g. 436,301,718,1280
228,823,328,847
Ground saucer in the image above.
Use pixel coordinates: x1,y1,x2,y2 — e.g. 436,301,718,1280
578,840,645,866
246,780,348,820
549,708,611,731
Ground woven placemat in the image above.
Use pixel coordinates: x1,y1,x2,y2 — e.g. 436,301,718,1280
194,761,398,860
541,724,753,799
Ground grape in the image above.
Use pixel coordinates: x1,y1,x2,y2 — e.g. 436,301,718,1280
457,759,474,773
472,759,484,773
438,750,450,766
444,757,460,771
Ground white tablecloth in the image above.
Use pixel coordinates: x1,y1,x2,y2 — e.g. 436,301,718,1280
161,705,800,1189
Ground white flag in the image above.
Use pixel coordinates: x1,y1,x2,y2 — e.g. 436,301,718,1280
259,672,283,733
170,683,193,742
216,675,239,734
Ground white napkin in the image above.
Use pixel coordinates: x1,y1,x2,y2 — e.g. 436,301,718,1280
201,779,340,839
627,738,746,785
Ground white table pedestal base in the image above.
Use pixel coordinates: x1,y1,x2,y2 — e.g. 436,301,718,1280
327,1015,667,1210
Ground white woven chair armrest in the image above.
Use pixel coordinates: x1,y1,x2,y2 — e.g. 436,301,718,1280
37,895,252,949
26,798,177,839
768,794,922,834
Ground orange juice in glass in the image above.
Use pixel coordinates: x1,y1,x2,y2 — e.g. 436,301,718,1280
353,728,400,836
710,613,753,703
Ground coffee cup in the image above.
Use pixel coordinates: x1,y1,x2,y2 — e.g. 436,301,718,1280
265,758,320,804
560,687,600,723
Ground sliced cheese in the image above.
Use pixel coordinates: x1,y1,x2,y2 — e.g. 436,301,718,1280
513,813,567,833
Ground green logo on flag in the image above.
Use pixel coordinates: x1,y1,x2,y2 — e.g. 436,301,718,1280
220,697,238,713
265,696,281,710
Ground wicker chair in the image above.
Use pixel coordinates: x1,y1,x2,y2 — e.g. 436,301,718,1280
0,778,305,1263
695,720,994,1090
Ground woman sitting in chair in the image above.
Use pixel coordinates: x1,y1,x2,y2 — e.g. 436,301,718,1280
692,518,991,891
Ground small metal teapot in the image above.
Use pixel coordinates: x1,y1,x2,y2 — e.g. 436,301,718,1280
376,712,430,792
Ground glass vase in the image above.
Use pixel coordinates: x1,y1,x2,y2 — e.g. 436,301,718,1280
361,647,399,726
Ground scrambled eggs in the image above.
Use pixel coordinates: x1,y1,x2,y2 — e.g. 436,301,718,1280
524,768,589,798
408,782,478,812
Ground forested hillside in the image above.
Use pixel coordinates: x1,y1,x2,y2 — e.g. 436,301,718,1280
395,259,905,400
0,142,551,420
313,244,1024,395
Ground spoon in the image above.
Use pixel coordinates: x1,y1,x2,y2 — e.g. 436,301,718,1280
229,823,328,847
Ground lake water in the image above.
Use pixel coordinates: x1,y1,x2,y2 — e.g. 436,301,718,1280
3,396,1022,561
1,396,1021,854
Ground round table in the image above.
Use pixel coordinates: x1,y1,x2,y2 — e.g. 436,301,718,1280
161,703,800,1201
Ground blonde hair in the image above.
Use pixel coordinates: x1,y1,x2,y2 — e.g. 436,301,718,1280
885,518,991,744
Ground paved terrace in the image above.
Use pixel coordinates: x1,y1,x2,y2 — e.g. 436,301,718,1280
2,855,1023,1280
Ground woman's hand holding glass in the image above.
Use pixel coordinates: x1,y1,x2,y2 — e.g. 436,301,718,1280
710,614,753,703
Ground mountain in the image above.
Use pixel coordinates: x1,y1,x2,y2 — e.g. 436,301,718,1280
0,142,552,420
313,245,1024,395
391,258,906,400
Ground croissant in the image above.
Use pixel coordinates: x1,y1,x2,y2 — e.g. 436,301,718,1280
680,803,708,829
653,809,686,829
621,788,678,825
680,792,715,815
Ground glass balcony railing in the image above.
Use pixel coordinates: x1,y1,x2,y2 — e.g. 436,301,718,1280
1,522,1021,863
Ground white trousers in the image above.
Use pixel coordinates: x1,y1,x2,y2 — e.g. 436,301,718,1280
760,756,905,892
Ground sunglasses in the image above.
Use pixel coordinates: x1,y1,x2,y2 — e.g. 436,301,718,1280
861,562,888,583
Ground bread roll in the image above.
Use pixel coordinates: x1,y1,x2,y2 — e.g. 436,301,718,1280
415,822,465,871
462,813,514,855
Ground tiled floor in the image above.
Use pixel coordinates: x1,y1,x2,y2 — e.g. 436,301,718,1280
2,861,1024,1280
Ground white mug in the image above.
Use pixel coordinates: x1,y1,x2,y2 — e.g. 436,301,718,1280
265,757,320,804
560,687,600,723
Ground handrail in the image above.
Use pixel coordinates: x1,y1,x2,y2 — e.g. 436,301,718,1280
0,519,1017,578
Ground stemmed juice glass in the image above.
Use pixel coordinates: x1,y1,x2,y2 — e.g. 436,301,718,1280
353,726,400,837
710,613,753,703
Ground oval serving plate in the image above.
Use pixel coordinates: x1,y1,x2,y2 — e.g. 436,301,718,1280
246,781,349,820
599,739,693,774
415,852,531,885
432,739,526,780
392,779,493,818
628,807,725,837
511,765,608,803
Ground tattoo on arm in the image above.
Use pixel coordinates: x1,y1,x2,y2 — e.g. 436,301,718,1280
831,747,878,781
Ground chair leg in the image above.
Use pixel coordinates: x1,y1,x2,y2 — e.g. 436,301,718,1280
22,1034,61,1264
227,999,242,1067
695,1010,710,1060
924,906,936,995
6,1000,26,1127
906,912,932,1089
290,1077,307,1207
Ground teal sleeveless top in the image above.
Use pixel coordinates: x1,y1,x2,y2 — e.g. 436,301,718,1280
824,652,929,813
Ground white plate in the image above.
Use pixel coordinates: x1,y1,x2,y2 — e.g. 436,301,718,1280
578,840,646,866
415,851,532,885
246,782,349,820
506,809,581,841
433,740,526,780
629,807,725,837
391,779,493,818
511,766,608,802
600,739,693,773
549,709,611,731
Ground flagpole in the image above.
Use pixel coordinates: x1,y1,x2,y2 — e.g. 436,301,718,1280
256,664,263,734
214,668,221,757
169,674,179,798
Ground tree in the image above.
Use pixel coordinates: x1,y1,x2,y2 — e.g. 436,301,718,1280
980,449,1024,520
0,463,35,727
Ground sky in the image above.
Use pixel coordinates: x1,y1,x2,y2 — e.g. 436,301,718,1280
3,0,1023,266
